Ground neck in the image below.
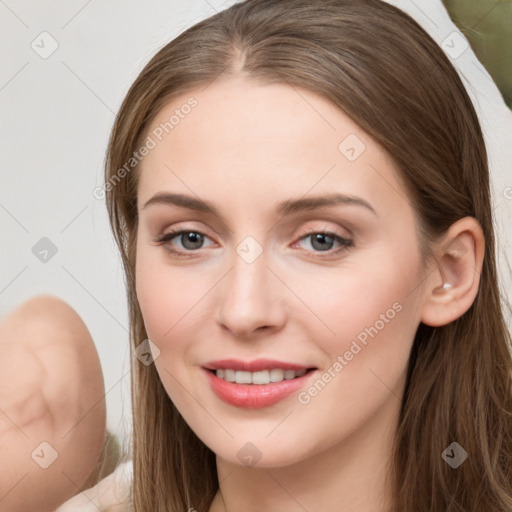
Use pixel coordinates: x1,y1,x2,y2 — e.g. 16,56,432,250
209,392,400,512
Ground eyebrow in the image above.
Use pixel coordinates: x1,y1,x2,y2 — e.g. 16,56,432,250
141,192,377,216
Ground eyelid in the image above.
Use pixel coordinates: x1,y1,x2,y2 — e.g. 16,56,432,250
155,221,215,241
154,227,215,247
291,227,353,257
293,222,352,243
155,223,354,258
296,225,350,240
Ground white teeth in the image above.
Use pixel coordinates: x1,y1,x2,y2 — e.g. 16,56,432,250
215,368,308,384
269,369,284,382
224,369,236,382
235,371,252,384
252,370,271,385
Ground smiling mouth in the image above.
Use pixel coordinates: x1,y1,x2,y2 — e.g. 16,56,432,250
207,368,316,385
204,363,318,408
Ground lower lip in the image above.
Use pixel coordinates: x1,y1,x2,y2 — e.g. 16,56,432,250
204,368,314,409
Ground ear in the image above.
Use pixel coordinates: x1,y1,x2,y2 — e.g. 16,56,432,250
420,217,485,327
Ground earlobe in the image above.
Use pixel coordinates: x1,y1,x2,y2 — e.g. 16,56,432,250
420,217,485,327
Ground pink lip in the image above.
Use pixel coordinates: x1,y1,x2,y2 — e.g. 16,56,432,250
203,358,311,372
203,360,316,409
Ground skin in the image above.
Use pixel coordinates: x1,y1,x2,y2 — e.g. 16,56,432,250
135,76,484,512
0,295,106,512
54,461,132,512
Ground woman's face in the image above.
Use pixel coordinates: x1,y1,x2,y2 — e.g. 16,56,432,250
135,76,430,468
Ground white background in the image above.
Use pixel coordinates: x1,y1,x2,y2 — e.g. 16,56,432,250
1,0,511,445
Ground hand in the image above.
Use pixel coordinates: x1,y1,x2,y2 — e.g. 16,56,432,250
0,295,107,512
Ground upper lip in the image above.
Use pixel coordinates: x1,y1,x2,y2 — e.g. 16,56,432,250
203,359,314,372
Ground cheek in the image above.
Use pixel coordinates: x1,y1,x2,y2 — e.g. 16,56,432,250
302,264,414,337
135,245,211,359
135,253,194,403
294,251,421,385
136,244,178,343
289,264,419,447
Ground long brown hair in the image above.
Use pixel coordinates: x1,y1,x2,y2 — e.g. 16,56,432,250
104,0,512,510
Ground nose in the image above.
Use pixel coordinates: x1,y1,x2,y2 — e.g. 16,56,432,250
216,248,286,339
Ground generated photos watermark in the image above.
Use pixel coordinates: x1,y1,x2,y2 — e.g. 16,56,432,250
93,97,198,200
297,301,403,405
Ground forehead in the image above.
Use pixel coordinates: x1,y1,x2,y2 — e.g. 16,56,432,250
143,76,364,162
137,77,409,220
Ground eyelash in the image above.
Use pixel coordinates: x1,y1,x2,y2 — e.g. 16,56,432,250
154,227,353,259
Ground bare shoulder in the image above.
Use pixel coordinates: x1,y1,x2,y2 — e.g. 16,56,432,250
54,461,133,512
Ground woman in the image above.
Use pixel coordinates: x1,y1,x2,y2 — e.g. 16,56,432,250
60,0,512,510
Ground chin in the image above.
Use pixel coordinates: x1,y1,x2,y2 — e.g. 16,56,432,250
204,436,316,470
